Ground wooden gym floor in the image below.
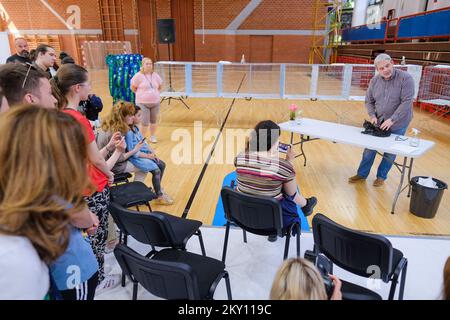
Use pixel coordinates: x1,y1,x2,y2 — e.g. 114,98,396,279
91,69,450,237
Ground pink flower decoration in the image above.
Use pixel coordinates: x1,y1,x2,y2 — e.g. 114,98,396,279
289,104,298,112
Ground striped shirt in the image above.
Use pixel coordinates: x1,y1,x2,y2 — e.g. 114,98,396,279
234,152,296,200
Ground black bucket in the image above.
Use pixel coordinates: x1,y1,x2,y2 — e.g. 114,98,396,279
409,176,447,219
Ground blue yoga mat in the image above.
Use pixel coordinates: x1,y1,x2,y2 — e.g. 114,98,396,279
213,171,310,231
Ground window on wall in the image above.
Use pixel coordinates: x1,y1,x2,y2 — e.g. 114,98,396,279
366,4,383,24
387,9,395,20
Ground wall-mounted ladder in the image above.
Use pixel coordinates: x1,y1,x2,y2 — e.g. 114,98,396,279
98,0,125,41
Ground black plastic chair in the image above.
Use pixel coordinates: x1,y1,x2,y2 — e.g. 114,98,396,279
220,186,300,263
109,181,157,259
109,181,157,212
114,244,232,300
109,202,207,286
109,202,206,254
112,172,132,185
309,213,408,300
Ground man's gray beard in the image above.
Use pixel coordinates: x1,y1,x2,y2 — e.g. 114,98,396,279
19,51,29,58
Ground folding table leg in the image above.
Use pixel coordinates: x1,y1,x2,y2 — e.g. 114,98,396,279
391,157,407,214
407,158,414,197
300,134,307,167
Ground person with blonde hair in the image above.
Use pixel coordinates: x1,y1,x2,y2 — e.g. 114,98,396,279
130,57,163,143
96,100,146,182
444,256,450,300
270,258,342,300
0,106,97,299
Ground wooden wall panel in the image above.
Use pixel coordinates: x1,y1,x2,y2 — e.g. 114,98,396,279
171,0,195,61
249,35,273,63
137,0,158,60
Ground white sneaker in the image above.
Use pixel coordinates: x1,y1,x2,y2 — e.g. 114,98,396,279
150,136,157,143
95,274,121,296
104,239,119,254
155,193,174,205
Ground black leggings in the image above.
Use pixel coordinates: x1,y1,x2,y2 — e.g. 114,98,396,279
151,159,166,196
59,272,99,300
84,187,110,282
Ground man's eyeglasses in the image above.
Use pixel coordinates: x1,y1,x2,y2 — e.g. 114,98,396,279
22,63,37,89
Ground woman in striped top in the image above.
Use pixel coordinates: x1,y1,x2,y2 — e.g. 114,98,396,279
235,120,317,240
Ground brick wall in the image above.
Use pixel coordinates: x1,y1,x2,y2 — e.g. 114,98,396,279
2,0,138,65
2,0,66,29
240,0,316,30
191,0,324,63
46,0,102,29
123,0,137,29
195,35,239,62
272,35,313,63
193,0,249,29
195,34,313,63
2,0,325,63
2,0,105,29
156,0,171,18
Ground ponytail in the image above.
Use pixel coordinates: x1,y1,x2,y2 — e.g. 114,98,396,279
51,64,88,110
50,77,68,110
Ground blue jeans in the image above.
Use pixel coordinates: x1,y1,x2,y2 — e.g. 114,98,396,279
279,193,302,234
356,127,407,180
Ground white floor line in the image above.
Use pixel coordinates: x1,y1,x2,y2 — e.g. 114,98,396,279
97,226,450,300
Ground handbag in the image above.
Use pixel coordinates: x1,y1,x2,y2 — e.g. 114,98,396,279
79,94,103,121
361,119,391,137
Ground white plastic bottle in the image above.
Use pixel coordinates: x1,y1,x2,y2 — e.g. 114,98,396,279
410,128,420,147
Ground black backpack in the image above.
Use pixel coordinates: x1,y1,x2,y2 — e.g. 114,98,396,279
79,94,103,121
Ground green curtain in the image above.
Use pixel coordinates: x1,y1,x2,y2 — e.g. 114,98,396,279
106,54,143,104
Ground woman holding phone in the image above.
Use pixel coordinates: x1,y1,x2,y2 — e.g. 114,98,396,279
235,120,317,241
124,105,173,205
51,64,121,293
97,100,148,182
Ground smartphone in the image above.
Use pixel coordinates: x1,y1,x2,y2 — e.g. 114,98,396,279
316,254,335,299
316,254,333,276
278,142,291,153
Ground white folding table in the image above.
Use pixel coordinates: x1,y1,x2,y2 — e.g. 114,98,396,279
279,118,435,214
